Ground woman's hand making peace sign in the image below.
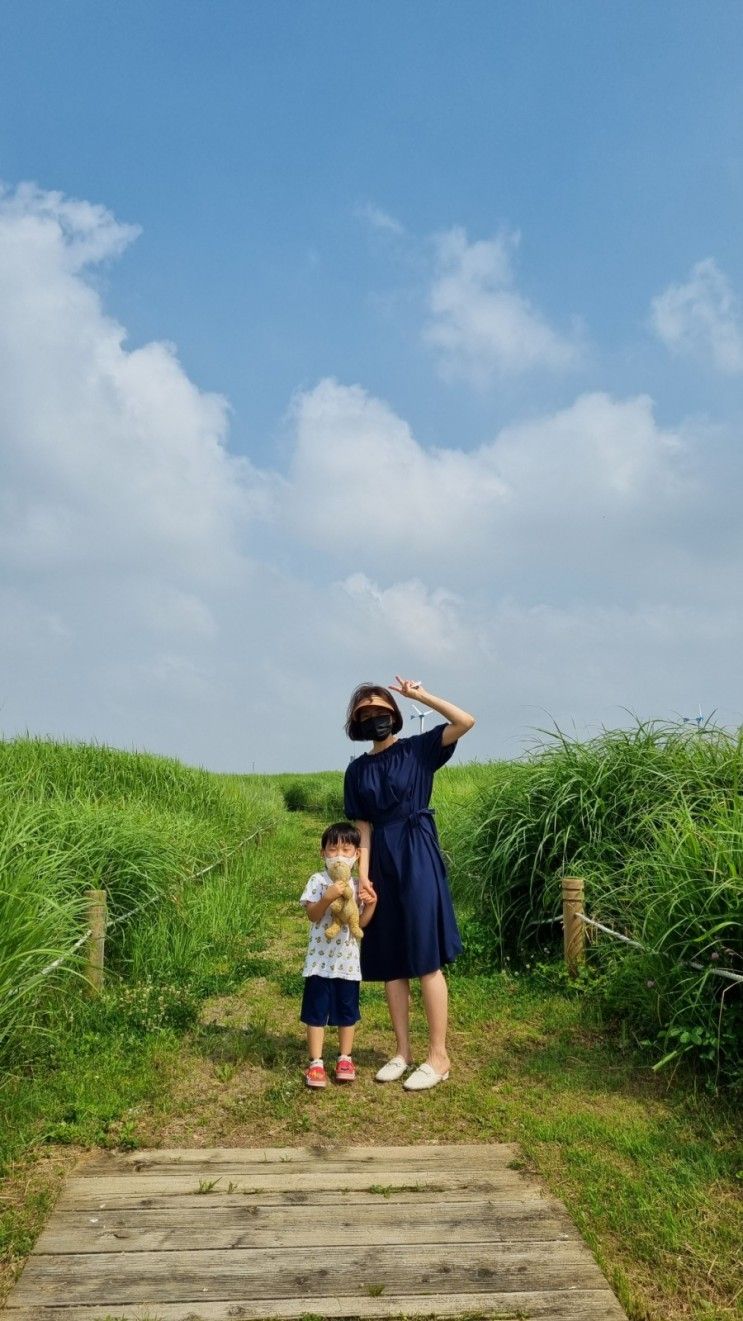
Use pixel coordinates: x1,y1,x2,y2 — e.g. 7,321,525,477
388,676,476,746
389,676,423,699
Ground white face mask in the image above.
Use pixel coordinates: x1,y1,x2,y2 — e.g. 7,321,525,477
324,853,356,870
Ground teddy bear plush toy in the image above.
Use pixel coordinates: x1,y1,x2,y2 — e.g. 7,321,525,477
325,859,363,942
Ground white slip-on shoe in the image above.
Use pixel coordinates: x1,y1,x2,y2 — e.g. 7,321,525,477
403,1062,450,1091
375,1055,411,1083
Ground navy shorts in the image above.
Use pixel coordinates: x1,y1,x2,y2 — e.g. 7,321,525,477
300,976,360,1027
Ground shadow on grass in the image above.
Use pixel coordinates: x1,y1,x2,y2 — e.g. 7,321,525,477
226,954,278,980
194,1020,302,1070
500,1033,646,1093
195,1017,391,1080
273,969,306,998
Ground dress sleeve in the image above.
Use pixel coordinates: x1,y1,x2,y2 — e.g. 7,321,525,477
415,722,457,771
300,873,326,905
343,761,363,819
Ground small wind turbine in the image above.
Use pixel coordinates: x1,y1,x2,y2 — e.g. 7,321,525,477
410,704,430,735
683,704,705,729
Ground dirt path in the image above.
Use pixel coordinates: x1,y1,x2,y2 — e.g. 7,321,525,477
133,809,560,1150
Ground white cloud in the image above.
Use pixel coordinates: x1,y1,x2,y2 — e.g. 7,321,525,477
424,226,582,382
0,182,285,763
0,183,276,585
288,377,507,562
0,181,141,271
286,378,698,601
340,574,464,659
650,258,743,374
1,182,741,772
356,202,405,235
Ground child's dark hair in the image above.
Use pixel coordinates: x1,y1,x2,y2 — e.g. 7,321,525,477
321,821,361,850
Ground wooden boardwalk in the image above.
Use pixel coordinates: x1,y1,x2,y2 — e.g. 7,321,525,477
4,1144,627,1320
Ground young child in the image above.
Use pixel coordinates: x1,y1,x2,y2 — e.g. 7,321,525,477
300,821,377,1088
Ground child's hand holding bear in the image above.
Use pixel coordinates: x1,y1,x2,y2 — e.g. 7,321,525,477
324,859,363,942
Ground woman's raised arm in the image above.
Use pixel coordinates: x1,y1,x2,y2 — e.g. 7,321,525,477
389,677,475,747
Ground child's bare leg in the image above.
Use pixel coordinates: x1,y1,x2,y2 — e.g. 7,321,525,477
385,978,412,1061
307,1026,324,1060
338,1025,355,1056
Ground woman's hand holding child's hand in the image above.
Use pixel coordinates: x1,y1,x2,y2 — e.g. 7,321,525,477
358,879,377,905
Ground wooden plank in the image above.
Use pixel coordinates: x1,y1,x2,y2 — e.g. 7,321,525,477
77,1143,522,1174
53,1184,551,1212
3,1287,628,1320
8,1241,612,1306
69,1162,523,1183
55,1168,530,1209
34,1197,579,1253
4,1144,626,1320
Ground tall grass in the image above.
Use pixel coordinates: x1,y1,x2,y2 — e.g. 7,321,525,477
266,770,346,818
1,739,261,838
444,722,743,1082
269,759,501,824
432,760,505,845
0,739,284,1064
0,799,88,1061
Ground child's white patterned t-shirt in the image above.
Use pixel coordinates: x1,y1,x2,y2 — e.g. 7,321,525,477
300,870,362,981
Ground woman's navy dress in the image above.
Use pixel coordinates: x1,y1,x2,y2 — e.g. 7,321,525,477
343,723,462,981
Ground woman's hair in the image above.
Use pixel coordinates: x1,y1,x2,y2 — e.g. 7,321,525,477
321,821,361,850
345,683,403,742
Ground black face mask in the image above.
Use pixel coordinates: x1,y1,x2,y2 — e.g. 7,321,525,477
358,714,394,742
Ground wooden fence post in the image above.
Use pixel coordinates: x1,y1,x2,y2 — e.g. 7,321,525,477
84,889,107,994
562,876,585,978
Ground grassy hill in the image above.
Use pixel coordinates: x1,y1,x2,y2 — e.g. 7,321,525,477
0,738,282,1064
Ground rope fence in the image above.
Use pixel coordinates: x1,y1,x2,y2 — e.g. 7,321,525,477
36,928,93,979
11,851,741,1004
562,876,743,985
105,823,266,936
5,823,268,1002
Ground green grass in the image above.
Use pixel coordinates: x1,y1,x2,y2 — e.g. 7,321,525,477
0,1001,182,1293
263,756,500,824
1,799,740,1320
443,721,743,1083
254,730,742,1083
0,738,283,1064
1,738,741,1320
1,737,260,824
121,847,272,994
0,803,294,1299
255,769,346,818
121,801,737,1321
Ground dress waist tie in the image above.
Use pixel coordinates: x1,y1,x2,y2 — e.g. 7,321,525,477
374,807,437,835
406,807,436,831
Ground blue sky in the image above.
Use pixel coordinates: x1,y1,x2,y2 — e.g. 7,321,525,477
1,2,742,769
4,1,742,445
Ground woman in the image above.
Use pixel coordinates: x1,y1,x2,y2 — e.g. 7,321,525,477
343,676,475,1090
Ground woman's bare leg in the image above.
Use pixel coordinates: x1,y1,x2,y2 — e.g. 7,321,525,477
420,969,450,1075
384,978,412,1061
